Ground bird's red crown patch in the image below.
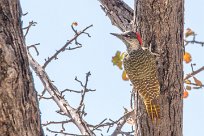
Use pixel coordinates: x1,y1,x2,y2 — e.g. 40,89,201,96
136,32,142,45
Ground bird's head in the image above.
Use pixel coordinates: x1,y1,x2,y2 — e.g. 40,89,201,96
110,31,142,52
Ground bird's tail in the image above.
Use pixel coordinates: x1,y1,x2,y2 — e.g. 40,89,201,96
144,100,160,121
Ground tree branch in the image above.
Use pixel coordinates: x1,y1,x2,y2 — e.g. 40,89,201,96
46,128,84,136
185,39,204,46
28,52,94,135
99,0,133,32
27,43,40,56
111,110,134,136
43,24,93,69
75,72,92,113
42,119,73,127
23,21,37,38
184,66,204,80
184,34,204,46
86,110,134,135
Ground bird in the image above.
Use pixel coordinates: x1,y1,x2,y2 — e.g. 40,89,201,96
111,31,160,121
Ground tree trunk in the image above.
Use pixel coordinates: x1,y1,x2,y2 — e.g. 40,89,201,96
134,0,184,135
0,0,43,135
100,0,184,135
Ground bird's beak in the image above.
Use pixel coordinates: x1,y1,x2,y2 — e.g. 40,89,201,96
110,33,123,40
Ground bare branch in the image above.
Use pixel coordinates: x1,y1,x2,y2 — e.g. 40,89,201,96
22,12,28,16
28,52,94,135
184,66,204,80
111,110,134,136
38,94,53,100
71,25,82,45
61,89,82,94
23,21,37,38
185,39,204,46
27,43,40,56
42,119,73,127
70,25,92,45
56,110,66,116
37,88,49,101
61,87,95,95
75,72,93,116
91,119,107,131
184,35,204,46
43,24,93,69
75,77,84,87
46,127,84,136
190,63,195,72
66,45,82,50
186,82,204,88
87,110,134,135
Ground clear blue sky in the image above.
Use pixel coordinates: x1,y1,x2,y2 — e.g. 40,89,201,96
21,0,204,135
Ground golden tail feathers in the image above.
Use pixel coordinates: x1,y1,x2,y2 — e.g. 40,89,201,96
144,100,160,121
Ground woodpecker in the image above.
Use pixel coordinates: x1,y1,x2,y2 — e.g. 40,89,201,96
111,31,160,121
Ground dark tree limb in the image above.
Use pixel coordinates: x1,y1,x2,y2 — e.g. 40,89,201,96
184,34,204,46
99,0,133,32
185,39,204,46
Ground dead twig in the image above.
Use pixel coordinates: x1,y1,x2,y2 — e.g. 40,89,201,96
27,43,40,56
76,72,93,116
23,21,37,38
43,24,93,69
184,37,204,46
42,119,73,128
46,127,84,136
184,66,204,80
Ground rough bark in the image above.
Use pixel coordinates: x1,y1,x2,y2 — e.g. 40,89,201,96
99,0,133,31
0,0,43,136
100,0,184,136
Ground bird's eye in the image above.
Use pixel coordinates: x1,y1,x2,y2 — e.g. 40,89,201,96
125,35,130,38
